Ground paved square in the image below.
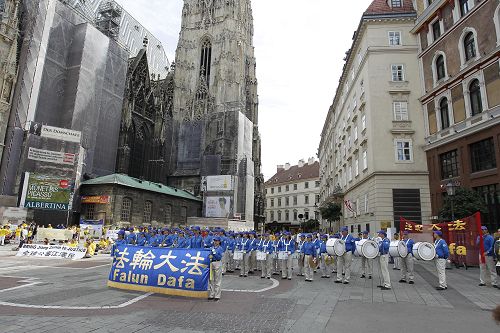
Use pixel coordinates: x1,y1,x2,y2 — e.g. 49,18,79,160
0,250,498,333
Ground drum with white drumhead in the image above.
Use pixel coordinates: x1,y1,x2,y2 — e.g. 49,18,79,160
278,251,289,260
256,251,267,261
354,239,379,259
233,250,244,261
389,240,408,258
412,242,436,261
326,238,346,256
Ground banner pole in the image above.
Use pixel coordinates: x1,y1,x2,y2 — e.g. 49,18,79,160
475,212,485,265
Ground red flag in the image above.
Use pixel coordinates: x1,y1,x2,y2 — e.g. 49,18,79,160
399,217,422,233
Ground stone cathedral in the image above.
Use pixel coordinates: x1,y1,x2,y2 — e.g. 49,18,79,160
117,0,264,224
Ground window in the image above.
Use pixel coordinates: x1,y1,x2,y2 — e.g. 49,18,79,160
293,211,298,221
470,138,497,173
361,114,366,130
315,181,320,187
469,79,483,116
439,150,459,179
388,31,401,46
432,21,441,41
293,184,297,190
464,32,476,62
144,201,152,224
285,210,290,221
391,0,402,7
285,197,290,206
362,150,367,170
180,207,187,224
395,140,413,161
86,204,95,220
121,198,132,221
165,204,172,225
436,55,446,81
315,195,320,204
271,188,274,194
278,186,282,193
391,64,404,81
393,102,409,121
270,198,274,207
278,211,282,221
305,195,309,205
285,184,289,191
200,38,212,86
459,0,470,17
353,125,358,141
440,98,450,129
305,212,310,220
348,165,352,182
278,198,282,207
355,158,359,176
293,196,298,205
270,211,275,221
304,182,309,189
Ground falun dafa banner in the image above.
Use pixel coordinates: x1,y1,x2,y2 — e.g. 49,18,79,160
108,245,211,298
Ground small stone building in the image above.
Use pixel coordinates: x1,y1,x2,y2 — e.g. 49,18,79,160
80,174,202,227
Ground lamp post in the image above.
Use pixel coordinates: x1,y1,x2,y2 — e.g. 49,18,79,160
313,203,319,231
445,180,457,221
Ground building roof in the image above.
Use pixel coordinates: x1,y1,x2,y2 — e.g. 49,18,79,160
265,162,319,186
364,0,416,17
81,174,202,202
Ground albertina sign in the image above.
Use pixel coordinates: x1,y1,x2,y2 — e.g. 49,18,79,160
20,173,72,211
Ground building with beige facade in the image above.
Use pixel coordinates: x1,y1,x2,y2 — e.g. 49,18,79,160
0,0,19,164
412,0,500,231
265,158,320,232
319,0,431,234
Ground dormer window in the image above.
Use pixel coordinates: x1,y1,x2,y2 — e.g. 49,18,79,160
391,0,402,7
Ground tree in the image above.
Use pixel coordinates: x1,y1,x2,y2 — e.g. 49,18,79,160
440,187,487,221
319,202,342,231
302,219,320,232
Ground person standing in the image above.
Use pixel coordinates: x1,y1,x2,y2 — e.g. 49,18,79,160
335,227,354,284
260,234,274,279
331,233,340,274
280,232,295,280
248,232,257,274
301,234,316,282
208,236,224,301
297,234,306,277
319,234,332,278
434,230,449,290
392,233,401,270
272,233,281,275
239,232,251,277
400,231,415,284
359,231,373,279
477,226,498,288
378,230,391,290
190,227,203,249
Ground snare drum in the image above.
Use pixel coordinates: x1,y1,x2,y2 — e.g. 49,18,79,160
278,251,289,260
233,250,244,261
354,239,379,259
412,242,436,261
256,251,267,261
389,241,408,258
326,238,346,256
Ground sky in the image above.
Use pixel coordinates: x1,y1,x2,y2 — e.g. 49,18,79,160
116,0,374,180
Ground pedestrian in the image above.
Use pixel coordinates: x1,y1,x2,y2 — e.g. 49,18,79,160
335,227,354,284
260,233,274,279
378,230,391,290
359,231,373,279
208,236,224,301
434,230,449,290
400,231,415,284
0,226,9,246
280,232,295,280
477,226,498,288
301,234,316,282
296,234,306,277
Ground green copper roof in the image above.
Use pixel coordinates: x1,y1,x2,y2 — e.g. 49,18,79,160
81,174,202,202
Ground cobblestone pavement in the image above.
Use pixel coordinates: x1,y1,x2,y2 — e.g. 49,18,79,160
0,249,498,332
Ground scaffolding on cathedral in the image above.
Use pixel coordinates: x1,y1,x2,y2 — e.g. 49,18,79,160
95,0,122,41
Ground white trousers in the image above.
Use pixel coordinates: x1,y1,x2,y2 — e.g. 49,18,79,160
337,252,352,282
304,255,314,280
361,256,373,276
479,255,498,286
435,258,447,288
209,261,222,299
0,236,5,245
320,253,332,277
281,255,293,278
380,254,391,288
400,255,414,281
261,254,274,278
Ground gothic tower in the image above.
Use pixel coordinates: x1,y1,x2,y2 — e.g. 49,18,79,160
169,0,262,223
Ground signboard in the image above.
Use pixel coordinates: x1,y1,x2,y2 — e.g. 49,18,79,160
81,195,110,204
28,147,76,165
20,173,72,211
36,228,74,241
40,125,81,143
206,175,233,191
80,219,104,238
16,244,87,260
1,207,28,220
205,196,231,218
108,245,210,298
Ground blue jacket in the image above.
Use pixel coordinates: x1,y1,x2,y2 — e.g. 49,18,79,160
210,245,225,261
204,235,213,248
279,239,295,253
239,238,251,252
296,241,305,253
435,238,449,259
126,233,136,244
176,236,189,248
136,234,147,246
248,238,258,251
319,240,328,254
227,238,236,251
342,234,356,253
476,234,495,256
301,241,317,257
379,238,390,255
272,240,280,254
190,235,203,249
259,240,274,254
404,238,415,255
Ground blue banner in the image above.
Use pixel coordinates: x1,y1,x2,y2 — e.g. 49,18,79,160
108,245,210,298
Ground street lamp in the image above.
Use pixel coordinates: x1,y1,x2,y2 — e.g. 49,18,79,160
445,180,457,221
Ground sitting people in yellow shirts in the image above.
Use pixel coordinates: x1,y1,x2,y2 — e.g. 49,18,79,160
66,238,79,248
84,239,97,258
0,226,10,246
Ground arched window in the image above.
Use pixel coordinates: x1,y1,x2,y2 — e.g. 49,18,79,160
440,98,450,129
144,200,152,224
200,38,212,86
469,79,483,116
121,198,132,222
436,55,446,81
464,32,476,62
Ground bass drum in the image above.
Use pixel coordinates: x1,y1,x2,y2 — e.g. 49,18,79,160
326,238,346,256
389,240,408,258
354,239,379,259
412,242,436,261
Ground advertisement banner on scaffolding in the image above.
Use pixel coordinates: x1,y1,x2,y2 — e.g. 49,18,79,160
28,147,76,166
40,125,81,143
19,172,72,211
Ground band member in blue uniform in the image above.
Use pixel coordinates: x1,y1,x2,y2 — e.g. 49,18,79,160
248,232,258,274
297,234,306,277
301,234,317,282
359,231,373,279
208,236,224,301
190,227,203,249
400,231,415,284
239,232,251,277
280,232,295,280
336,227,355,284
176,230,189,248
477,226,498,288
319,234,332,278
226,233,236,273
272,233,281,275
434,230,449,290
378,230,391,290
260,233,274,279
